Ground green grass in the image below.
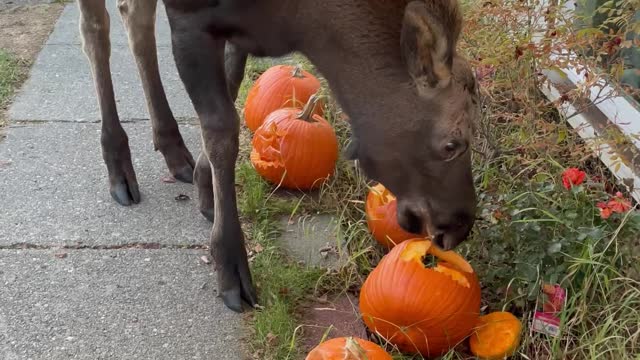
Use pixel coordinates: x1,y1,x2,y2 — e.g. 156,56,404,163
0,50,23,127
236,161,326,360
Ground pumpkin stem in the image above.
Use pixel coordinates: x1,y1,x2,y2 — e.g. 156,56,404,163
291,64,305,78
344,337,370,360
296,93,322,123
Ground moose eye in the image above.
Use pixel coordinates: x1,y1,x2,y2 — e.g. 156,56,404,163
442,140,467,161
445,141,458,153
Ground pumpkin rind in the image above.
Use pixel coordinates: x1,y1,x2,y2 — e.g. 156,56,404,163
305,337,392,360
359,239,481,357
365,183,426,248
470,311,522,360
250,96,338,190
244,65,323,132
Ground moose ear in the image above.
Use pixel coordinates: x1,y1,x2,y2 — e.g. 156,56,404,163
401,0,462,90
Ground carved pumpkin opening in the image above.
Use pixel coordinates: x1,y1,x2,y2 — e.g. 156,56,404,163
251,121,286,168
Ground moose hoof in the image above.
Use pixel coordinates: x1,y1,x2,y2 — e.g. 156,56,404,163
173,164,194,184
110,178,141,206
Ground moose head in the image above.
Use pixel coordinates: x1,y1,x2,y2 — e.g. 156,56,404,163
324,0,480,250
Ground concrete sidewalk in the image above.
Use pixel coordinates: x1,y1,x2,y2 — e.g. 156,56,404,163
1,2,244,359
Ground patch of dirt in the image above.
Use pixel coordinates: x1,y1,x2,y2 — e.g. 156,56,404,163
0,3,63,128
0,3,64,61
299,293,368,354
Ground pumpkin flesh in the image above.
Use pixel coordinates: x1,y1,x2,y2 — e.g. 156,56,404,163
470,311,522,360
365,184,427,248
359,239,481,357
305,337,392,360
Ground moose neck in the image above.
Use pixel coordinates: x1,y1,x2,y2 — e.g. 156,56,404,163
295,0,414,131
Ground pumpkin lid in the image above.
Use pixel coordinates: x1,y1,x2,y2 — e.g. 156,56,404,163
470,311,523,360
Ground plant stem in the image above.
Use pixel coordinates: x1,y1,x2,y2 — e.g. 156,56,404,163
297,93,321,122
291,64,305,78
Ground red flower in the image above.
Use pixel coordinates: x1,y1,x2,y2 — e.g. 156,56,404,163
607,192,632,213
562,168,586,190
597,192,633,219
597,202,613,219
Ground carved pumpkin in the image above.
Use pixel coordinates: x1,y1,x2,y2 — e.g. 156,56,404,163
359,239,481,357
250,94,338,190
244,65,323,132
305,337,392,360
470,311,522,360
365,183,427,248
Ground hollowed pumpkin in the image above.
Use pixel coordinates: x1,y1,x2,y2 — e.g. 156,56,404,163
470,311,522,360
244,65,323,132
365,183,427,249
359,239,481,357
250,94,338,190
305,337,392,360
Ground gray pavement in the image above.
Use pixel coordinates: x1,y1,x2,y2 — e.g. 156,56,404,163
1,2,247,359
0,249,242,360
0,122,209,247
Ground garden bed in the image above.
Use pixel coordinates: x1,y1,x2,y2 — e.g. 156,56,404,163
234,0,640,358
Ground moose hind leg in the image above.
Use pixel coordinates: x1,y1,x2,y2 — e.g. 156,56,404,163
118,0,195,183
168,14,257,312
196,42,248,223
78,0,140,205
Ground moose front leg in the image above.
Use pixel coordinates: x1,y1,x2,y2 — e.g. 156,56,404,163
196,42,248,223
117,0,195,183
78,0,139,205
168,17,256,312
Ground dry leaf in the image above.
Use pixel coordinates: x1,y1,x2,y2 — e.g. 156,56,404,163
161,175,176,183
200,255,211,264
175,194,190,201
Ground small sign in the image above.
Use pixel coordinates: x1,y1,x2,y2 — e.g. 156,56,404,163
531,283,566,337
532,311,561,337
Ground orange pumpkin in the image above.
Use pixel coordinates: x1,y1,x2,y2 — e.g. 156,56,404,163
470,311,522,360
305,337,392,360
359,239,481,357
250,94,338,190
365,183,427,249
244,65,323,132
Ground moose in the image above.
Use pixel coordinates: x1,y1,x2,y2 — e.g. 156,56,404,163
77,0,480,312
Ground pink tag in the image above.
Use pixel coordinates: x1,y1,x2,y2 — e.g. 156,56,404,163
532,311,561,337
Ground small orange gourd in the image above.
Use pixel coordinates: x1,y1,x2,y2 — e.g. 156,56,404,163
305,337,392,360
250,94,338,190
470,311,522,360
244,65,323,132
359,239,481,357
365,183,427,248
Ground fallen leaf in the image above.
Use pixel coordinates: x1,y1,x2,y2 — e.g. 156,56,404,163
266,332,278,346
200,255,211,264
253,243,264,253
175,194,190,201
161,175,176,183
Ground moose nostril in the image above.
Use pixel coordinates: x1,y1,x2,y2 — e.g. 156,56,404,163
403,208,423,234
433,232,445,248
